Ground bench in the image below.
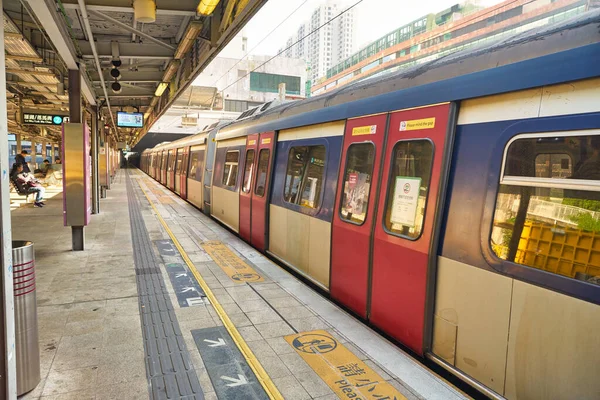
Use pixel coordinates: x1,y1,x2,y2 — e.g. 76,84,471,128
9,179,32,204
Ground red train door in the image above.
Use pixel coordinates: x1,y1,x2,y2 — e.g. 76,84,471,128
370,103,452,354
250,131,275,251
331,115,387,318
181,147,189,200
239,134,259,242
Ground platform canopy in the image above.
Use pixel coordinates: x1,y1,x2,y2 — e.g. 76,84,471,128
4,0,266,145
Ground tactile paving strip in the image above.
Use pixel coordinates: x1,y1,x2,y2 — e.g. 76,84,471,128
126,171,204,400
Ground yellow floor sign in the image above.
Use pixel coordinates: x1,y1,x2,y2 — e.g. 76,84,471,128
201,241,264,283
285,330,407,400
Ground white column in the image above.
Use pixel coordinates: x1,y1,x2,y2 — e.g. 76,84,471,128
0,0,18,395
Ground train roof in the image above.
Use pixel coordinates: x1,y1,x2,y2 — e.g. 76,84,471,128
217,10,600,139
147,120,232,152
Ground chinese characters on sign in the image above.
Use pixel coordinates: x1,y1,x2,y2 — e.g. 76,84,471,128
23,113,68,125
285,330,405,400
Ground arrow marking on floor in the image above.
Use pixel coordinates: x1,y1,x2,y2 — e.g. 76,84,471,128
204,338,226,347
221,374,248,387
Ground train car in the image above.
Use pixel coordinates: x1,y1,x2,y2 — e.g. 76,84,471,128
211,102,290,230
144,12,600,400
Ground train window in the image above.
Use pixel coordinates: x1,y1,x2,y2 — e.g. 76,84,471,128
340,143,375,225
383,140,434,240
175,150,184,173
161,152,167,170
491,133,600,287
168,151,176,171
284,145,326,209
222,151,239,188
242,149,255,193
255,149,270,197
188,150,204,182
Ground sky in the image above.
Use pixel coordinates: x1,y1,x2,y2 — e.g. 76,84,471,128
224,0,504,56
194,0,504,86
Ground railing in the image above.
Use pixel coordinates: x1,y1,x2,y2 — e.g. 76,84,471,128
526,197,600,226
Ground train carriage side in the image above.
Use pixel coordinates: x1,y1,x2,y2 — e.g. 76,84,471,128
211,134,246,232
160,150,168,185
202,124,225,216
430,77,600,400
268,121,344,290
186,137,209,210
173,147,184,194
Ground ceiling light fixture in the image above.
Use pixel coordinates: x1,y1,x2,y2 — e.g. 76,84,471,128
111,81,122,94
162,60,180,82
174,22,203,59
133,0,156,23
154,82,168,97
197,0,221,16
110,68,121,79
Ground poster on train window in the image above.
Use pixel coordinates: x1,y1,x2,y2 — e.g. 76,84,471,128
390,176,421,227
344,172,370,215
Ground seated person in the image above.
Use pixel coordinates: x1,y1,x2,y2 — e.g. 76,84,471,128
55,157,61,164
34,159,51,179
11,163,45,207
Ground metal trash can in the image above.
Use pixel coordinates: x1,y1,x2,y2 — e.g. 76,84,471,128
12,241,41,395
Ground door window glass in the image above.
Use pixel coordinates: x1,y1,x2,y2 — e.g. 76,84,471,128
283,145,326,209
491,134,600,287
383,140,434,239
242,149,255,193
169,151,176,171
255,149,270,197
175,150,184,173
222,151,239,188
340,143,375,224
161,152,167,170
188,150,204,182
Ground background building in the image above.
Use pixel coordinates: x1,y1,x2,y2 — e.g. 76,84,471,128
194,55,307,112
313,0,587,95
278,0,356,84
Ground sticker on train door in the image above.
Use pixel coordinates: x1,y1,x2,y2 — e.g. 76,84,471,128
399,117,435,131
390,176,421,227
352,125,377,136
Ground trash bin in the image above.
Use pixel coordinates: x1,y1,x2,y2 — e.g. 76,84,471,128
12,240,41,396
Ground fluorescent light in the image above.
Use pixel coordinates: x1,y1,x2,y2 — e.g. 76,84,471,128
174,22,203,59
162,60,180,82
197,0,221,16
155,82,168,97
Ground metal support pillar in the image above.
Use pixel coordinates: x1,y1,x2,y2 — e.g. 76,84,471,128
72,226,85,251
68,69,82,124
91,107,99,214
68,69,84,249
0,0,18,395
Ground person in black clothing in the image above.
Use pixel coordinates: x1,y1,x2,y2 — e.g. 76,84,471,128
10,163,45,207
14,150,31,173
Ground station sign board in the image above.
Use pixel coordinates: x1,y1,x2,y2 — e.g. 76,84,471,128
22,112,69,126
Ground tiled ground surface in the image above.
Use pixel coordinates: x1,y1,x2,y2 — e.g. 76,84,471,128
13,173,148,400
13,169,468,400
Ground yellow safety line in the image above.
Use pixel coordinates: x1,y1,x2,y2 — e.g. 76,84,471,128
137,178,284,400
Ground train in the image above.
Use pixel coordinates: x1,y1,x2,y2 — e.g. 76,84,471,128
140,12,600,400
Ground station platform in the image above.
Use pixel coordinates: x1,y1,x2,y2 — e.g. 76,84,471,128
13,168,470,400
